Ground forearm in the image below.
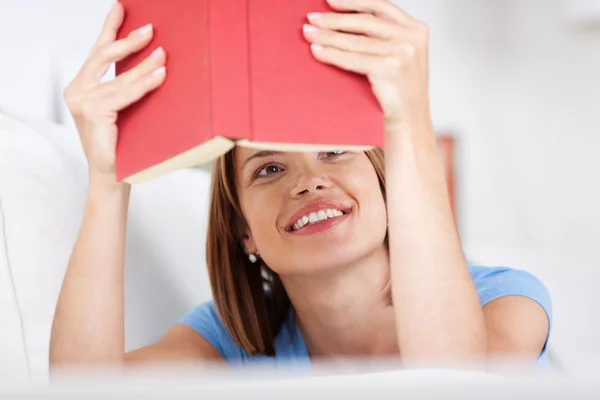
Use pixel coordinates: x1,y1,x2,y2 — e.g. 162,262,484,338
385,119,486,364
50,177,130,366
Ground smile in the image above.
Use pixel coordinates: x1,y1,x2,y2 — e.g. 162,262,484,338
290,208,349,232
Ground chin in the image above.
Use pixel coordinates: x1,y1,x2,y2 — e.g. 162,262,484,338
279,234,386,276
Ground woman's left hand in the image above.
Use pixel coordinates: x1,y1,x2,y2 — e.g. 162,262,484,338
302,0,431,128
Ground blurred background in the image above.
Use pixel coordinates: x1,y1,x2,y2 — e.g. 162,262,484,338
1,0,599,378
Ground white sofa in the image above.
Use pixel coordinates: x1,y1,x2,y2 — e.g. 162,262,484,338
0,112,214,383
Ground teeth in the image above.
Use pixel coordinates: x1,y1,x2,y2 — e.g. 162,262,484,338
292,208,346,231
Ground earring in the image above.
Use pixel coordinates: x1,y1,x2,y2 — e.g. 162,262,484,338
249,253,258,263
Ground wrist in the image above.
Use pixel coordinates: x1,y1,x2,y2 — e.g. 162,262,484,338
385,107,433,133
384,114,436,151
88,172,131,200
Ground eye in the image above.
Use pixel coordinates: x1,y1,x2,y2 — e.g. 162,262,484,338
320,150,347,159
255,163,284,178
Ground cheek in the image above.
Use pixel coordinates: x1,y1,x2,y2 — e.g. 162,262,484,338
240,188,283,243
346,164,387,230
242,193,268,228
361,187,388,248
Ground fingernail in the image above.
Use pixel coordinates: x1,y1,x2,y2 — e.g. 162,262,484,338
153,66,166,76
151,47,164,58
311,44,324,52
303,24,319,34
307,12,324,21
136,23,153,36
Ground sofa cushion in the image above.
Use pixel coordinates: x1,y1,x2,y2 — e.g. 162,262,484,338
0,113,213,382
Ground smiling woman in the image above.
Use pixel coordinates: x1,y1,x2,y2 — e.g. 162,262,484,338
182,142,551,366
49,0,552,373
199,148,389,356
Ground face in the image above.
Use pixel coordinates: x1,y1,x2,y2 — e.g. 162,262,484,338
235,149,388,277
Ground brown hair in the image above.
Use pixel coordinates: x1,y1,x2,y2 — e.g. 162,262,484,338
206,148,386,356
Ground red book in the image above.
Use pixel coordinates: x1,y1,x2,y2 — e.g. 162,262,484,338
115,0,383,184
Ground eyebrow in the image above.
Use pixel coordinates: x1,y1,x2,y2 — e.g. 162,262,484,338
242,150,283,170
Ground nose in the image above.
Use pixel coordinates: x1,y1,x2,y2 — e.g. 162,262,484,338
290,169,332,198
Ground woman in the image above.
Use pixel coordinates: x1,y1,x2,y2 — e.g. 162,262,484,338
50,0,552,371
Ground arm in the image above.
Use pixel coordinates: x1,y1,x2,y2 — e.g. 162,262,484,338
49,2,219,367
50,177,221,366
50,179,131,365
384,120,487,364
125,325,222,364
483,296,549,361
304,0,486,363
477,267,551,364
385,124,549,365
387,133,551,364
303,0,549,365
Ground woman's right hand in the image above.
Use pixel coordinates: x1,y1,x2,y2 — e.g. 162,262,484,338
63,1,166,187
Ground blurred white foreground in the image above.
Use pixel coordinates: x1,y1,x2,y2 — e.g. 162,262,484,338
2,362,599,399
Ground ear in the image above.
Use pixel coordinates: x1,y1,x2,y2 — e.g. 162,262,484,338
242,229,257,255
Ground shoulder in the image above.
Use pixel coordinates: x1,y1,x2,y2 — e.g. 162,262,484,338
468,265,552,313
467,265,553,363
177,301,310,364
176,301,245,361
468,265,552,340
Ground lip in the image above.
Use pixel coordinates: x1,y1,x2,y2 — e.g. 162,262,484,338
284,199,352,233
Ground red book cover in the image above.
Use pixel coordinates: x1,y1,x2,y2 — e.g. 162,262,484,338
115,0,383,184
115,0,248,183
243,0,383,151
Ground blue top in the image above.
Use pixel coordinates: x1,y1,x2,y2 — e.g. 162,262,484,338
178,265,553,369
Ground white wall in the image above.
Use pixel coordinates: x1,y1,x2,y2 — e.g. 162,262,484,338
463,0,600,374
391,0,600,374
391,0,600,373
0,0,112,120
1,0,599,374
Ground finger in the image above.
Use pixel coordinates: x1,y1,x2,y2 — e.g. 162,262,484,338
97,65,167,111
303,24,395,56
83,23,155,83
92,46,166,99
310,44,377,76
307,11,399,40
112,46,166,87
90,1,126,52
324,0,416,27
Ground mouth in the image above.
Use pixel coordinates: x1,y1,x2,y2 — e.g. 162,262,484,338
286,207,352,233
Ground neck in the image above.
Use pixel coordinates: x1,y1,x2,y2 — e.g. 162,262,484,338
281,244,398,359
